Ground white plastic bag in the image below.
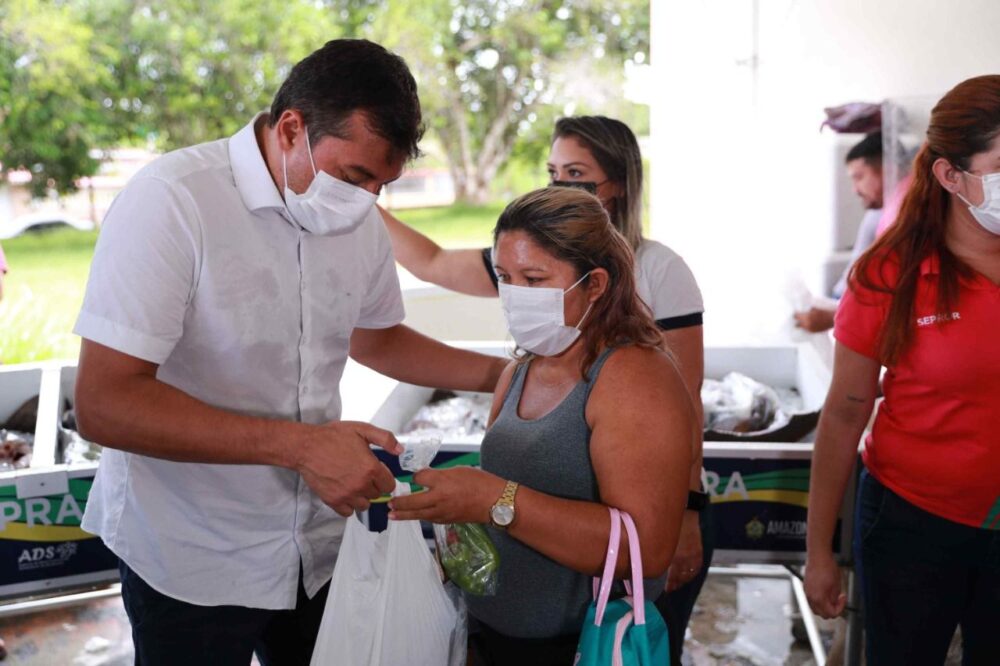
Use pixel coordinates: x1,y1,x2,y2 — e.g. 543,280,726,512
310,482,465,666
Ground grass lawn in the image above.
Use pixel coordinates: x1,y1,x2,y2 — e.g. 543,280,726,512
1,228,100,364
0,203,503,364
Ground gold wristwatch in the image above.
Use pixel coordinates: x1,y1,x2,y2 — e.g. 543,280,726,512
489,480,519,529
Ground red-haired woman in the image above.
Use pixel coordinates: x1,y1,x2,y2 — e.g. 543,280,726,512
805,75,1000,663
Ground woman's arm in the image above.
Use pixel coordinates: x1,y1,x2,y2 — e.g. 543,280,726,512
390,347,693,579
660,325,706,590
804,342,880,618
378,205,498,297
515,347,692,577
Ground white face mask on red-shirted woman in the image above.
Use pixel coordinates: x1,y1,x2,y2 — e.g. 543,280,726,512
498,271,594,357
958,170,1000,236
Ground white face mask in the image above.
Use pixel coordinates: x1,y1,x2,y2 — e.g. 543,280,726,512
498,271,594,357
281,128,377,236
958,170,1000,236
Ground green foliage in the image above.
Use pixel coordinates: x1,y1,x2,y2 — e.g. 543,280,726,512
362,0,650,203
0,0,648,203
0,228,98,363
77,0,345,150
390,202,504,247
0,1,116,196
0,0,344,194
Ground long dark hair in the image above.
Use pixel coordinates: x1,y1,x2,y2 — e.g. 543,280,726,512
852,75,1000,366
493,187,662,375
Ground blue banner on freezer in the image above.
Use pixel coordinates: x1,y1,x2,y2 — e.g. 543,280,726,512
0,475,117,595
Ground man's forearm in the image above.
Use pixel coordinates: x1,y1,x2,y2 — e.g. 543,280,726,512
76,372,302,469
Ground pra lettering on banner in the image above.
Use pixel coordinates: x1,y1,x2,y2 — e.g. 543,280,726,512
0,495,85,530
702,470,749,501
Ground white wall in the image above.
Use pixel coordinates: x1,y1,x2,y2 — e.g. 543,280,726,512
650,0,1000,346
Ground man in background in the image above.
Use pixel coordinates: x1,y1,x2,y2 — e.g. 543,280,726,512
795,131,883,332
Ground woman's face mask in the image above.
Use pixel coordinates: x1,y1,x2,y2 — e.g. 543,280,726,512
281,127,377,236
498,271,594,357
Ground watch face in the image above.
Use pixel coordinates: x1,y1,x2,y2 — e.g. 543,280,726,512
491,504,515,526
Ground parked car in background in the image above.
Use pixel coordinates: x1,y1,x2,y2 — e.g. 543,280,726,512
0,211,95,240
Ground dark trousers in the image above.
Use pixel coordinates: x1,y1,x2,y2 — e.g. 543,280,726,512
855,469,1000,666
118,560,329,666
469,621,580,666
654,506,714,664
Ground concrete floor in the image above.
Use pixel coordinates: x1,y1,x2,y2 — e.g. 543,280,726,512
0,578,814,666
0,574,964,665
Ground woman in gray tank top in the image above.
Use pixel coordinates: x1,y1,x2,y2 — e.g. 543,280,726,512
389,187,695,665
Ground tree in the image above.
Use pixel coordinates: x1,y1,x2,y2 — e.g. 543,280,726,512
0,1,119,196
1,0,648,202
363,0,649,203
1,0,345,195
78,0,345,151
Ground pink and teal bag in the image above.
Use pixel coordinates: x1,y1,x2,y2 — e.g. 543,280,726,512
574,507,670,666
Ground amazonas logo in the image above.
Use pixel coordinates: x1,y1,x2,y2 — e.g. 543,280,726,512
745,517,766,540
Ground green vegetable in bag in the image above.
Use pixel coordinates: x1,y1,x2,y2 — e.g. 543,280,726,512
433,522,499,596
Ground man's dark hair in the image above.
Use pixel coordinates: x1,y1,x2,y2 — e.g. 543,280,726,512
845,131,883,167
269,39,424,160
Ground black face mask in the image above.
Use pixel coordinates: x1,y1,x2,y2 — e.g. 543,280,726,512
549,180,598,195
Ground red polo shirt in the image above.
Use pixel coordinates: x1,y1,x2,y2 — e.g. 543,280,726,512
835,252,1000,530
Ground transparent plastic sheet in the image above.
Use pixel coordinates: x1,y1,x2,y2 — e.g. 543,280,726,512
701,372,804,434
398,432,500,597
882,95,937,202
0,430,33,471
433,522,499,596
398,431,443,473
401,393,492,438
60,409,102,464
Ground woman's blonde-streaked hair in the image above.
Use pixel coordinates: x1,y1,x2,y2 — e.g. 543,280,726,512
552,116,644,251
493,187,663,375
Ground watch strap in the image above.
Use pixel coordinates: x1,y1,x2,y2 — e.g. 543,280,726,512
686,489,709,512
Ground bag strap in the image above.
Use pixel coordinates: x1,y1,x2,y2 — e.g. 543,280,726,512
620,511,645,625
593,506,621,626
591,507,647,627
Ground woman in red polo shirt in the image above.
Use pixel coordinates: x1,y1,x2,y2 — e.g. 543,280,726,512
805,75,1000,664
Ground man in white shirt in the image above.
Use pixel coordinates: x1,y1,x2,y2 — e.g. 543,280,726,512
795,131,884,332
73,39,505,665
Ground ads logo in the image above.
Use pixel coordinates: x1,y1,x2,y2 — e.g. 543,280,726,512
17,541,78,571
745,517,766,541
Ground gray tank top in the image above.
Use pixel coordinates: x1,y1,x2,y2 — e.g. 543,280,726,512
465,347,669,638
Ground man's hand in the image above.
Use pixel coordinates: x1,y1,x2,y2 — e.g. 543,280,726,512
666,511,703,592
294,421,403,517
805,551,847,618
794,307,836,333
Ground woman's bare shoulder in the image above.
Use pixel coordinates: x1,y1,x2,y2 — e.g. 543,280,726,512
592,346,687,405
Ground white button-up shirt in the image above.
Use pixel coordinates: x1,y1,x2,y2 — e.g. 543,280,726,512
74,114,405,609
